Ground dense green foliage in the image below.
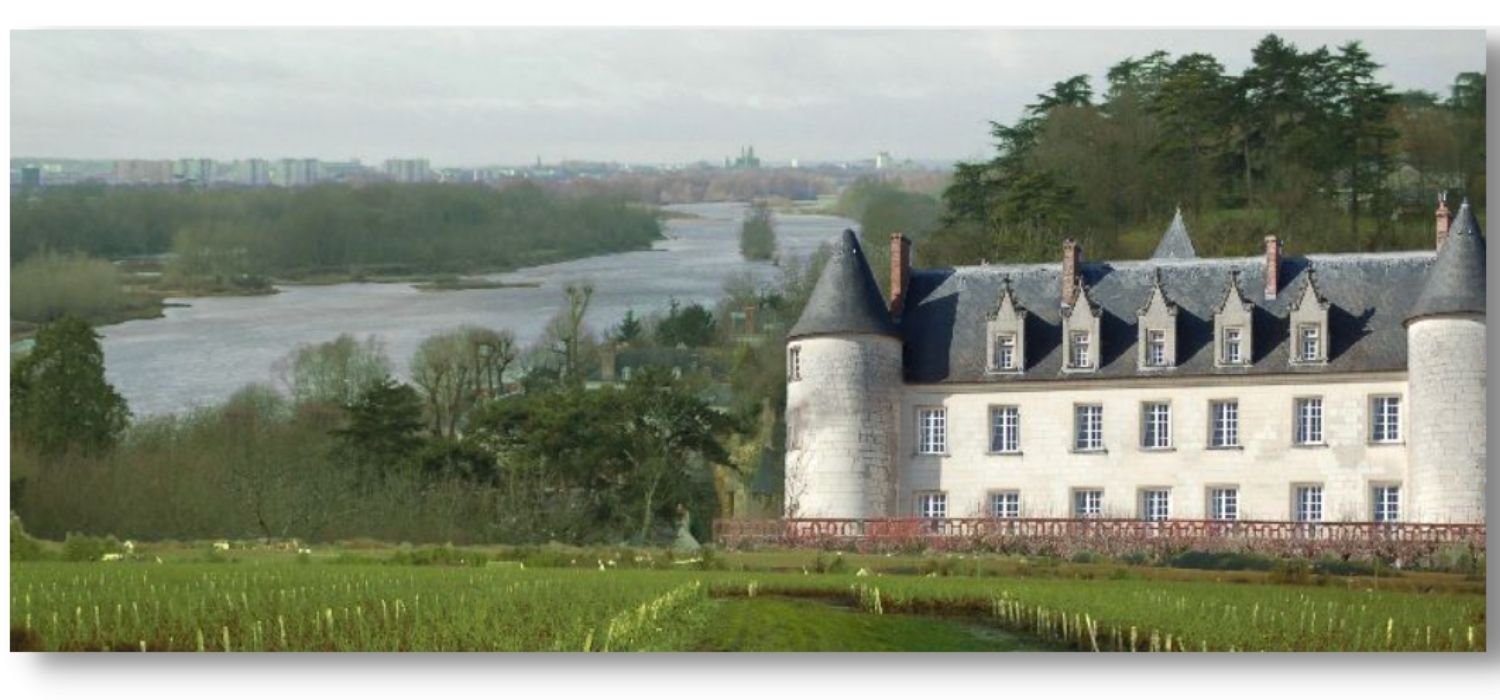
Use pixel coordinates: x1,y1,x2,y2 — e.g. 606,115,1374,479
738,201,778,260
653,300,719,348
10,317,131,457
834,177,944,292
10,182,663,282
8,251,151,325
925,35,1486,266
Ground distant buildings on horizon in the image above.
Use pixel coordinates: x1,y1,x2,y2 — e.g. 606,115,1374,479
10,149,951,189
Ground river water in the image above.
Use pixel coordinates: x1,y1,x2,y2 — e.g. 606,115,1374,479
98,202,855,416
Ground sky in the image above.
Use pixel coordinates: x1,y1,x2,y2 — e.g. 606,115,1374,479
9,29,1487,167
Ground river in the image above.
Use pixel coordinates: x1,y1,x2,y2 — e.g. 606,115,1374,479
98,202,856,416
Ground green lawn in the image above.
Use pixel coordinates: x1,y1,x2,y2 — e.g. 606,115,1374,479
687,596,1054,651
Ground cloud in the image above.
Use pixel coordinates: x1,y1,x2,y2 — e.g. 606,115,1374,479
10,29,1485,164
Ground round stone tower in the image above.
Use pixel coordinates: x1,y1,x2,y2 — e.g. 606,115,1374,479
784,230,902,518
1405,200,1487,523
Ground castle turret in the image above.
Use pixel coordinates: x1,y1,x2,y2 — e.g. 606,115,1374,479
784,230,902,518
1405,199,1486,523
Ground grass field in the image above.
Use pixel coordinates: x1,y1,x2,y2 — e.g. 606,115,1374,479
9,542,1486,652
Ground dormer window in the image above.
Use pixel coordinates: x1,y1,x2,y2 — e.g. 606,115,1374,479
1146,330,1167,367
1136,270,1178,370
1288,270,1330,366
986,277,1028,374
1222,327,1244,364
1214,270,1254,368
995,333,1017,370
1070,332,1092,369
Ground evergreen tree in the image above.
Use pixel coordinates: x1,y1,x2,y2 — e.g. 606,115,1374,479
11,316,131,457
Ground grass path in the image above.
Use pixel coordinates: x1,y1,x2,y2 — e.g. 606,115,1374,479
686,597,1053,652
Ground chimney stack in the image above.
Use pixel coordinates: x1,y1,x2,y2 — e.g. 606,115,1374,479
1435,192,1453,250
1061,238,1082,306
1264,235,1282,300
889,233,912,317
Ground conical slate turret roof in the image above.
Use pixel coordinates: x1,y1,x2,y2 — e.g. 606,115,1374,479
1407,201,1486,323
788,229,900,339
1151,208,1198,260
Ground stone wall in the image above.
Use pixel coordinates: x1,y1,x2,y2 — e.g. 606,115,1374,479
1407,316,1487,523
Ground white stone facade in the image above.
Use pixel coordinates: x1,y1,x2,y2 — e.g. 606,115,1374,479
1406,315,1487,523
784,334,902,518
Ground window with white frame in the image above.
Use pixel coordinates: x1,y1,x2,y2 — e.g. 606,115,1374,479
1295,485,1323,522
1209,488,1239,521
990,491,1020,519
917,407,947,455
1146,330,1167,367
1141,489,1171,522
1223,327,1244,364
787,345,801,382
990,406,1020,453
1295,398,1323,445
994,333,1017,371
1069,331,1092,369
1372,485,1400,523
1371,396,1401,444
1074,404,1104,451
1073,489,1103,518
1210,400,1239,448
1142,402,1171,449
916,492,947,519
1298,324,1321,362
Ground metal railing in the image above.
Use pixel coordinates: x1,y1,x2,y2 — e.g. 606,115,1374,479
714,517,1486,559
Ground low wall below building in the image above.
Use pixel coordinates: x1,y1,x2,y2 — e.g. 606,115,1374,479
715,518,1486,563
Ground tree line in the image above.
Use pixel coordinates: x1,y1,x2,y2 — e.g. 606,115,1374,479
10,181,664,286
922,35,1486,268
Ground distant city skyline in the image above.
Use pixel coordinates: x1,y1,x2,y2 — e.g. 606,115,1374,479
11,29,1485,166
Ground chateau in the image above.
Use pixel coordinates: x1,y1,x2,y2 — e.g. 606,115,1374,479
784,200,1486,525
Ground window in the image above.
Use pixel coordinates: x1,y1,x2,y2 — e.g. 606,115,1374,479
1073,489,1103,518
1373,485,1400,523
1210,401,1239,448
1299,324,1321,362
1209,488,1239,521
1223,327,1244,364
917,492,947,519
990,406,1020,453
917,408,947,455
1074,405,1104,451
1295,486,1323,522
787,346,801,382
1069,331,1091,369
1295,398,1323,445
1146,330,1167,367
1142,402,1171,449
990,491,1020,519
1371,396,1401,443
1141,489,1171,522
994,333,1017,371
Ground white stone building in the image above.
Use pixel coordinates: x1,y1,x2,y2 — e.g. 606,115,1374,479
785,201,1486,524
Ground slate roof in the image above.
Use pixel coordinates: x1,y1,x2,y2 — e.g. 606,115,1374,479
788,229,900,339
1407,200,1487,322
1151,209,1198,260
901,251,1436,384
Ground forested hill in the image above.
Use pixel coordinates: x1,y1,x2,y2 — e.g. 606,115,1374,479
9,181,663,278
918,34,1486,268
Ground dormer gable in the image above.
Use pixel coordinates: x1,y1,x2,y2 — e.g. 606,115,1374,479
1288,268,1330,366
986,277,1028,373
1213,269,1254,367
1136,269,1179,370
1061,282,1102,373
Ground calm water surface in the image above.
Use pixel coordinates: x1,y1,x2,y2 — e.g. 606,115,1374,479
100,202,854,416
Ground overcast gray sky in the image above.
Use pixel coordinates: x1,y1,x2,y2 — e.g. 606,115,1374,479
9,29,1486,166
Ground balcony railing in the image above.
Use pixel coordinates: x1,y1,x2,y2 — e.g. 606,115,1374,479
714,517,1485,560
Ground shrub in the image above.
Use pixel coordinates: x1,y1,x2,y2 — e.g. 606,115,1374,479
1268,558,1312,585
1168,550,1277,572
813,552,849,574
10,512,48,561
61,533,123,562
918,557,957,577
389,545,488,567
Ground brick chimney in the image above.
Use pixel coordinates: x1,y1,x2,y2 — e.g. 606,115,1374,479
1061,238,1082,306
889,233,912,317
1435,192,1453,250
1263,235,1282,300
